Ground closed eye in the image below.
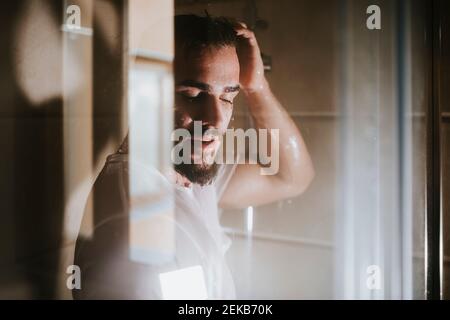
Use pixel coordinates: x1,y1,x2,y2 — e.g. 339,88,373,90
178,91,204,101
179,91,198,98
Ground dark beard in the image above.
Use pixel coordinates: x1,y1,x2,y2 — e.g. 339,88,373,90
174,162,219,187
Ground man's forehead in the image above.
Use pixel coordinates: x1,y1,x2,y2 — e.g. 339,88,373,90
175,46,239,75
175,47,240,92
175,44,237,61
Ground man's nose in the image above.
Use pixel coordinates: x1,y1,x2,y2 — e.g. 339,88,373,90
200,95,226,129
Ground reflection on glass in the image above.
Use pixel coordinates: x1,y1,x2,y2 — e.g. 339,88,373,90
1,0,446,300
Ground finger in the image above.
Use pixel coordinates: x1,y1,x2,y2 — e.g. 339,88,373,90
235,28,255,39
238,22,247,29
233,21,254,39
235,29,258,46
231,20,248,30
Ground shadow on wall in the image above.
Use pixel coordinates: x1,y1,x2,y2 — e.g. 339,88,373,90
0,0,125,299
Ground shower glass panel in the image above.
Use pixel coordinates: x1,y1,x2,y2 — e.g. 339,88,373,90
0,0,441,300
174,0,429,299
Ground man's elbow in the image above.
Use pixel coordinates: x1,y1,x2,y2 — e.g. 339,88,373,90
284,164,315,198
301,165,315,193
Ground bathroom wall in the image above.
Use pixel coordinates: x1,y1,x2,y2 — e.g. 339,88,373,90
176,0,339,299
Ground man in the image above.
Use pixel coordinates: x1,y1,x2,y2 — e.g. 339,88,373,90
74,14,314,299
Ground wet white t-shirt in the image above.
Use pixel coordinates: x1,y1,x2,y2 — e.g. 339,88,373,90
75,153,237,299
172,162,237,299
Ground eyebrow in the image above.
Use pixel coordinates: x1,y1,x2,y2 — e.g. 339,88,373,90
177,80,240,93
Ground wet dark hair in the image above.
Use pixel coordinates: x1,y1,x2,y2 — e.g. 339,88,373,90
175,14,238,55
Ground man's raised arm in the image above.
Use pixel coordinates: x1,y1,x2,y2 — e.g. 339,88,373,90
220,23,315,209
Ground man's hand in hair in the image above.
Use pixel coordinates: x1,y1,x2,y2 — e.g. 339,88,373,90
234,22,267,93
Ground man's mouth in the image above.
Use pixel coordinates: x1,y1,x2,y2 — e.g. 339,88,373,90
173,127,222,156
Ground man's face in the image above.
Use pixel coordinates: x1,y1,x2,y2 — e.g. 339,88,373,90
174,45,240,185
